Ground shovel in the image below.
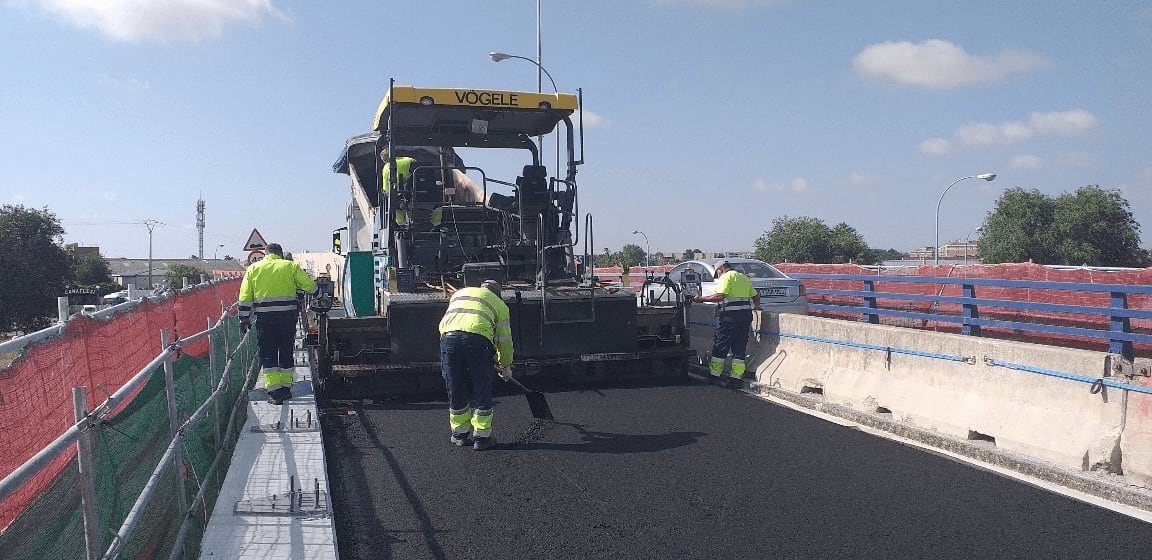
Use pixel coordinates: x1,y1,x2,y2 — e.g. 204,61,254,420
498,365,554,420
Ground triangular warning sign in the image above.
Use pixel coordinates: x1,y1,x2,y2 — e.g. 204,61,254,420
243,228,268,251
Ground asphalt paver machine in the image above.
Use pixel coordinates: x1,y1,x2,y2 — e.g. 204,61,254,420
307,82,691,400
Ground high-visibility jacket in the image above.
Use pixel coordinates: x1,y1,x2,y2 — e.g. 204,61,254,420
381,156,416,194
715,269,757,313
383,157,416,225
238,254,317,319
438,287,514,367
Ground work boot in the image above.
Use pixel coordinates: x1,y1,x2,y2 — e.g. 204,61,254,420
450,433,470,447
473,436,495,451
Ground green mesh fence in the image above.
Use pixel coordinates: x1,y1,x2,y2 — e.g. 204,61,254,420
0,317,257,560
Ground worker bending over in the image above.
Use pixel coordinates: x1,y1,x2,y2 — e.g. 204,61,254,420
438,280,513,450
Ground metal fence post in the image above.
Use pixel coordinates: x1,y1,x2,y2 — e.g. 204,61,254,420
160,330,190,518
961,283,981,336
861,280,879,324
1109,291,1133,360
208,318,221,448
73,387,103,560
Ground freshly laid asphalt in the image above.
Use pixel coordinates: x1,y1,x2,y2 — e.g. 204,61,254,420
321,377,1152,560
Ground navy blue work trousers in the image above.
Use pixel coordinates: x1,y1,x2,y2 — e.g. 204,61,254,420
254,310,298,370
711,309,753,360
440,331,495,413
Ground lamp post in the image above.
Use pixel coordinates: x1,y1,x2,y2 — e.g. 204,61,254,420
214,244,224,260
935,173,996,265
489,51,560,171
488,52,558,92
632,230,650,269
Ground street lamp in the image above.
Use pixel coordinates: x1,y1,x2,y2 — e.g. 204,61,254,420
489,51,560,172
632,230,650,269
935,173,996,265
214,244,224,260
488,52,558,92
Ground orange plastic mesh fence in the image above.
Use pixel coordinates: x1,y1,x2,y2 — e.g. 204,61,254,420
0,279,241,532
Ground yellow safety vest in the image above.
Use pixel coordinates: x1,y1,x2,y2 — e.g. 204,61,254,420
438,286,514,367
715,269,756,312
238,254,317,318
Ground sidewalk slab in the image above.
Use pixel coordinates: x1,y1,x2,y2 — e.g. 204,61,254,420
200,367,337,560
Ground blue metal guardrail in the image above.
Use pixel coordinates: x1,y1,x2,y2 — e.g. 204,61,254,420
785,273,1152,359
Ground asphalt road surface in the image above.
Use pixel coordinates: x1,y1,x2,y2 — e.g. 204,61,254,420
321,378,1152,560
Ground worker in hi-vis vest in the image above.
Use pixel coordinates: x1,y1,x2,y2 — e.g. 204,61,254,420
238,243,317,405
380,149,417,226
438,280,513,451
692,259,760,386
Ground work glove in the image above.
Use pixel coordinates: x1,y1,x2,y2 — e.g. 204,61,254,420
494,364,509,380
239,319,250,335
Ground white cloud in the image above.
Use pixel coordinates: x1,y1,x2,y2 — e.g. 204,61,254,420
34,0,286,43
919,138,955,157
102,191,116,201
955,121,1034,146
847,172,880,187
754,177,808,192
1010,155,1044,170
1028,109,1098,136
573,109,607,128
925,109,1097,154
853,39,1049,89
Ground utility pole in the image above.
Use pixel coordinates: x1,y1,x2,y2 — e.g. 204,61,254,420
142,219,163,289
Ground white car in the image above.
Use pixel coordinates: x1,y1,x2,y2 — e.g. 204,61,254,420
666,257,808,315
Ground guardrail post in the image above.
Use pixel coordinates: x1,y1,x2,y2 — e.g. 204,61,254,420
961,283,980,336
861,280,879,324
73,387,102,560
160,331,190,518
1109,291,1133,360
208,318,221,448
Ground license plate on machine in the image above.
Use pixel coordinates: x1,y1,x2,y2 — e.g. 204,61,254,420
759,287,787,297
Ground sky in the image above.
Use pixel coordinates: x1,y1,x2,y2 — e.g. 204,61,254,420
2,0,1151,260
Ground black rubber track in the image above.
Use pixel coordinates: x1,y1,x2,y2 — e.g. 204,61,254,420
321,378,1152,560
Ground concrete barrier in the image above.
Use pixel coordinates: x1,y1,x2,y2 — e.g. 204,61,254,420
687,304,1152,487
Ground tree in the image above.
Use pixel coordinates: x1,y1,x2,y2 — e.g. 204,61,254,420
0,205,72,332
979,188,1055,264
753,216,877,264
165,263,208,288
869,248,905,262
72,253,112,285
620,244,646,268
681,249,701,261
981,186,1149,267
1049,187,1149,267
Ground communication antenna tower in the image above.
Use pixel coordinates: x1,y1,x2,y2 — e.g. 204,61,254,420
197,197,205,259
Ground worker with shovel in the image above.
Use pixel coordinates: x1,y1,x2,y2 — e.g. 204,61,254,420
438,279,513,450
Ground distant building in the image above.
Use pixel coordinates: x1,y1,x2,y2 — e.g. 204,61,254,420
107,258,246,290
907,241,980,261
